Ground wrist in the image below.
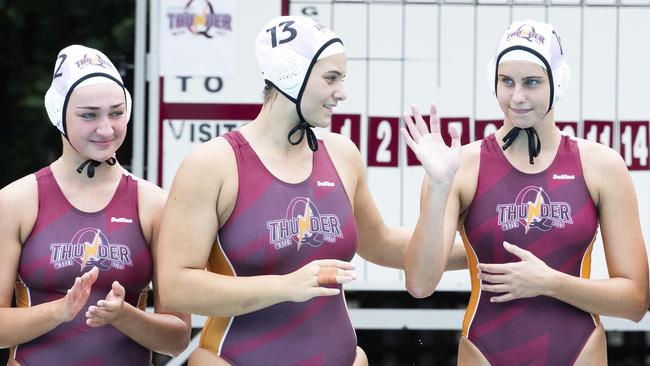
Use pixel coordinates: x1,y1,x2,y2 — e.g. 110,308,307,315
110,301,130,327
544,268,564,297
51,297,70,324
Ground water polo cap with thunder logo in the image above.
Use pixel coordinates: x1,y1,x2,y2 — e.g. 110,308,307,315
255,16,344,151
487,19,571,164
44,45,132,177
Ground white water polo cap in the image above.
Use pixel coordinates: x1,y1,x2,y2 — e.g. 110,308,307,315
255,16,344,103
487,19,570,111
44,44,132,137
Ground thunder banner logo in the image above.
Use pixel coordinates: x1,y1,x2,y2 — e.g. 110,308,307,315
49,228,133,271
496,186,573,233
267,197,343,250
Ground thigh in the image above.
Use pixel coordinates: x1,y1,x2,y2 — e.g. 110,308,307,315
574,323,607,366
352,346,369,366
188,347,232,366
7,359,21,366
457,336,490,366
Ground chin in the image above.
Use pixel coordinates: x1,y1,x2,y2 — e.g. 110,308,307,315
509,117,538,129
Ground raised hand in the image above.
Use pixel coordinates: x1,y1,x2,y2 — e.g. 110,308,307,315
284,259,357,303
477,241,557,303
401,103,461,184
57,266,99,322
86,280,126,327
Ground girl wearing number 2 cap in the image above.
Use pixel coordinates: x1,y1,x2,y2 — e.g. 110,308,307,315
0,45,190,365
155,15,461,366
403,19,649,366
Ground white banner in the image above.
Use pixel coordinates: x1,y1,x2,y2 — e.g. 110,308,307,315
159,0,237,76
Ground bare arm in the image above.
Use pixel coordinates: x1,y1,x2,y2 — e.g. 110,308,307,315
156,139,354,318
85,182,191,356
323,131,410,269
0,176,98,347
446,239,468,271
401,104,461,298
549,146,648,320
479,143,649,321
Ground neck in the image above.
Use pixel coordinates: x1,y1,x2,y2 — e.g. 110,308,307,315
242,99,312,155
54,143,120,183
496,112,561,154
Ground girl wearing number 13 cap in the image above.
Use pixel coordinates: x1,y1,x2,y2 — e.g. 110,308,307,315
155,15,461,366
403,19,649,365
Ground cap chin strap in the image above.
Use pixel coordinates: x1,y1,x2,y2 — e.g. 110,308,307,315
77,157,117,178
501,127,541,165
287,121,318,151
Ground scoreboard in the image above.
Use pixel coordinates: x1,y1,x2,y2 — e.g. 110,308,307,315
148,0,650,292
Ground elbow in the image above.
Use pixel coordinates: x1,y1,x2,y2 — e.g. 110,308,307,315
405,276,435,299
158,273,183,313
167,334,191,358
626,289,649,323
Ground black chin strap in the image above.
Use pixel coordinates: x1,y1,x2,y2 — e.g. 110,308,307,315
288,121,318,152
501,127,541,165
77,157,117,178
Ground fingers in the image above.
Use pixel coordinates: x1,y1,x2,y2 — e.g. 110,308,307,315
317,267,338,286
428,103,440,135
111,281,125,298
311,259,355,271
408,105,428,134
477,262,511,274
400,128,418,153
502,241,530,260
489,293,516,303
85,266,99,286
317,267,357,286
449,124,461,148
402,113,420,143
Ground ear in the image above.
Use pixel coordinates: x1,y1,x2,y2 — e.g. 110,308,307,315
124,89,133,124
552,62,571,107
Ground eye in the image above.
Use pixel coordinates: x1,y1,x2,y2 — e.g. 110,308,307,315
110,110,125,118
499,77,514,87
525,78,541,87
80,112,96,120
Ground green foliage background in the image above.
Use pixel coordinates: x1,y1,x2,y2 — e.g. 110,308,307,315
0,0,136,188
0,1,135,361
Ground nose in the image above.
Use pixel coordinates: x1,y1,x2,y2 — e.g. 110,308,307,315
511,83,526,104
95,114,115,137
334,83,347,102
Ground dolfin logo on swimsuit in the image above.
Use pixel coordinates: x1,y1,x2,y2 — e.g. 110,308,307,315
266,197,343,250
49,228,133,271
496,186,573,233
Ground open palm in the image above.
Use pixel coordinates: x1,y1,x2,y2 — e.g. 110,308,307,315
401,103,461,183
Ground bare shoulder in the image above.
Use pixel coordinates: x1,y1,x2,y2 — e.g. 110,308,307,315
319,131,362,164
576,137,630,206
0,173,39,242
0,174,38,202
318,131,363,202
459,140,482,167
133,175,167,212
454,140,482,213
174,136,237,185
576,137,627,173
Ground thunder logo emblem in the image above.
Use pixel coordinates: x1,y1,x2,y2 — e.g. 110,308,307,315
496,186,573,233
267,197,343,250
50,228,133,271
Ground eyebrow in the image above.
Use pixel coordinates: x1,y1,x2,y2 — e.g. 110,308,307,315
75,102,125,110
325,71,346,79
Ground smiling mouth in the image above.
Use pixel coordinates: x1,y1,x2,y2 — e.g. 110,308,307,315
511,108,531,114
